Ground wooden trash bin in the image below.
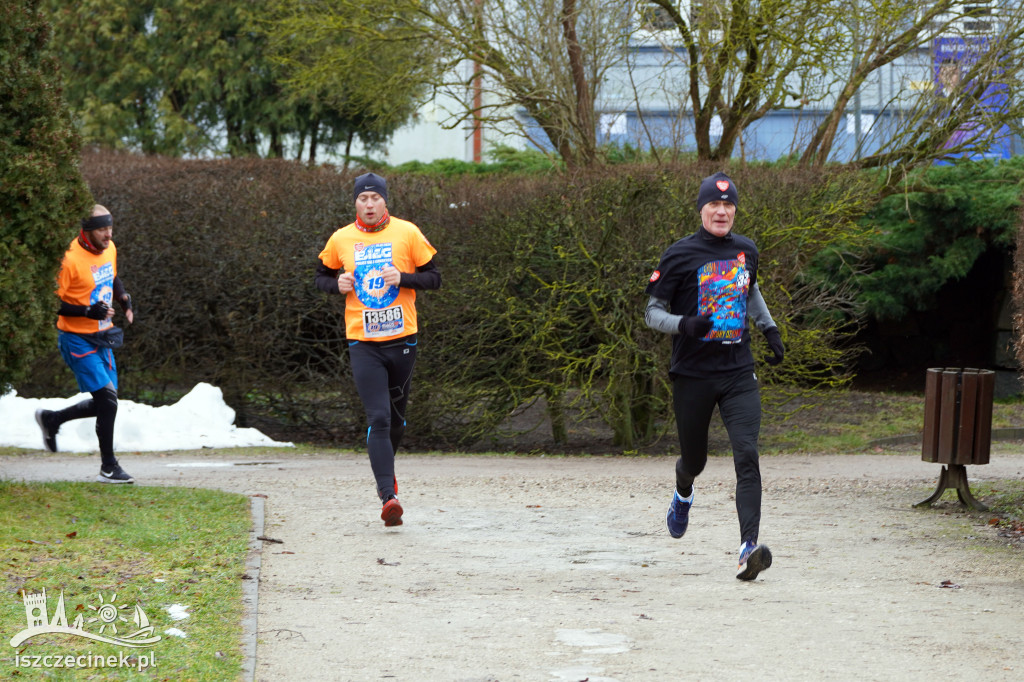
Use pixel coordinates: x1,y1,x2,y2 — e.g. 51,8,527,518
915,367,994,510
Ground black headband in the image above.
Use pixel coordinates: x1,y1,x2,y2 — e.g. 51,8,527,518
81,214,112,231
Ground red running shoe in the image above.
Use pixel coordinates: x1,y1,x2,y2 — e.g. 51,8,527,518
381,497,403,527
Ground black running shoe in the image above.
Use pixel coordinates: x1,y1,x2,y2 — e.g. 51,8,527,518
736,541,772,581
97,464,135,484
34,409,58,453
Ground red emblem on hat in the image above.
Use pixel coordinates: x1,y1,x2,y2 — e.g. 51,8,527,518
649,270,661,282
716,180,730,192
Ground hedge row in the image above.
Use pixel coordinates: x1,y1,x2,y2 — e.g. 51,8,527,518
22,151,876,450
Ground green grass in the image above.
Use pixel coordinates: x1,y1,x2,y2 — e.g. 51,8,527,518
0,481,250,681
985,479,1024,517
921,480,1024,546
755,389,1024,454
972,479,1024,533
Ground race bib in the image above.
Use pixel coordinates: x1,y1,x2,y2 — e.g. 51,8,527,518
362,305,405,338
353,243,399,308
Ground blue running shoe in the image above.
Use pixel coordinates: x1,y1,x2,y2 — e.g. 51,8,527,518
666,489,693,538
736,540,772,581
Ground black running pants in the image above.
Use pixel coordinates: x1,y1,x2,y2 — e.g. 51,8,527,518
52,383,119,468
348,336,418,500
672,370,762,544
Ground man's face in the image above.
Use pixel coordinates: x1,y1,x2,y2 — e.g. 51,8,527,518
355,192,386,224
87,225,113,251
700,200,736,237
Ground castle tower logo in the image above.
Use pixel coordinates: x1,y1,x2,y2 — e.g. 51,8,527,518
10,588,162,648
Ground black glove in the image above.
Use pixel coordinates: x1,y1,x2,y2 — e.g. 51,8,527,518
678,315,713,338
119,293,133,312
86,301,110,320
764,326,784,365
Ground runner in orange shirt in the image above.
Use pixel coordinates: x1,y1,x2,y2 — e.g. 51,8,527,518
315,173,440,527
35,204,136,483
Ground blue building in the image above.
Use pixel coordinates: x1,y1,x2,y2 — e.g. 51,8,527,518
523,0,1021,163
371,1,1020,165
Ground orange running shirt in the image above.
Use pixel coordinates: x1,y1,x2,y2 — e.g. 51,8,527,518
55,237,118,335
318,217,437,342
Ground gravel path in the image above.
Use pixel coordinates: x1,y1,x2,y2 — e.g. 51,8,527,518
3,450,1024,681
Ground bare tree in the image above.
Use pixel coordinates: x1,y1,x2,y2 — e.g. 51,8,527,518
642,0,845,161
803,1,1024,171
265,1,1024,174
331,0,630,169
643,0,1024,175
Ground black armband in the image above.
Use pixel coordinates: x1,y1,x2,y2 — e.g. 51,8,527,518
58,301,89,317
314,260,343,294
399,259,441,291
111,277,131,311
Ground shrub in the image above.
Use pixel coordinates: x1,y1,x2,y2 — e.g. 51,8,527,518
0,1,91,392
20,151,875,450
835,158,1024,320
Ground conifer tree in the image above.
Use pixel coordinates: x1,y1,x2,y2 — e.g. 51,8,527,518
0,0,91,391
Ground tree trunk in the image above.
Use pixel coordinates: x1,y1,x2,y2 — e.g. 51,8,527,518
545,386,567,445
269,125,283,158
799,78,861,167
561,0,595,166
308,117,320,164
344,131,354,172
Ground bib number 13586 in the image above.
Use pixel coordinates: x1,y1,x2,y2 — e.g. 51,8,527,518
362,305,404,338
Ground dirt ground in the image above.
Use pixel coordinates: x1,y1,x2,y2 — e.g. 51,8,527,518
4,448,1024,681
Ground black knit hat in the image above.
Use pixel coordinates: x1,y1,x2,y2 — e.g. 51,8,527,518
353,172,388,203
696,172,738,212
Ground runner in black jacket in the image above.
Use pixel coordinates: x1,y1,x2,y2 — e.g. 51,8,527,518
644,172,784,581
